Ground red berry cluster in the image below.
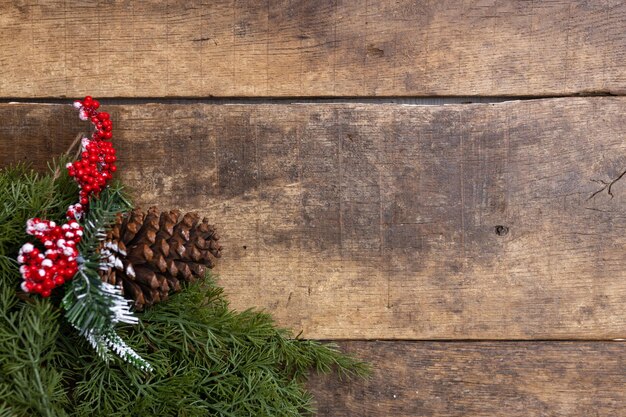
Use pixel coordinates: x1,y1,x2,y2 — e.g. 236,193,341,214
17,217,83,297
67,96,117,205
66,203,84,220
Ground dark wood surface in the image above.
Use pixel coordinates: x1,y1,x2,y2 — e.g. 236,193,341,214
0,0,624,97
2,99,625,340
309,341,626,417
1,2,625,414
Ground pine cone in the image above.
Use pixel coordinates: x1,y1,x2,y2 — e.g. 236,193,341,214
99,207,222,311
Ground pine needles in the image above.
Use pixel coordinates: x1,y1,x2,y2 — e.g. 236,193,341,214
62,184,150,370
0,162,368,416
0,161,77,275
0,163,76,417
58,280,368,417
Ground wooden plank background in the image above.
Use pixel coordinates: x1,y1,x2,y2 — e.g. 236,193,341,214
1,1,625,416
3,98,626,340
308,342,626,416
0,0,625,97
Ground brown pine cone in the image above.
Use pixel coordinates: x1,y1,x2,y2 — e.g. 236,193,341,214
99,207,222,311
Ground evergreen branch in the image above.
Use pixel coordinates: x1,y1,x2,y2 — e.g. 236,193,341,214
62,185,151,371
62,269,137,335
78,183,132,262
1,162,367,415
97,328,152,372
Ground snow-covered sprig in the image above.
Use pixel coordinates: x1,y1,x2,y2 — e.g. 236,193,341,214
100,281,138,325
87,328,152,372
61,184,151,371
63,267,151,371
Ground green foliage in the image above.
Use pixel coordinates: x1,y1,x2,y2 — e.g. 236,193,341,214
0,162,76,417
0,163,368,416
59,279,368,417
0,160,77,276
62,185,150,371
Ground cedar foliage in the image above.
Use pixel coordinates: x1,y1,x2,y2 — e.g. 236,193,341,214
0,163,368,416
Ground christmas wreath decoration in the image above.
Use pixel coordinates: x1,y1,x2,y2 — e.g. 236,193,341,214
0,97,367,416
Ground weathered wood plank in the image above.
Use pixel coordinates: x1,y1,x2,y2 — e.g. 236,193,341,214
0,1,624,97
1,98,625,339
308,341,626,417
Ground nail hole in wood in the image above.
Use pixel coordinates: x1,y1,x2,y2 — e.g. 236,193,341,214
495,225,509,236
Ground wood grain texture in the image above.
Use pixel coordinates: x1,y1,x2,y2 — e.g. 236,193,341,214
0,0,624,98
1,98,625,339
308,341,626,417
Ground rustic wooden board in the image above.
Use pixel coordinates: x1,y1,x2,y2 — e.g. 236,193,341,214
308,341,626,417
1,1,624,98
1,98,625,339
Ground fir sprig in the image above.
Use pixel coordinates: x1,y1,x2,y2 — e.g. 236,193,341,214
62,185,151,371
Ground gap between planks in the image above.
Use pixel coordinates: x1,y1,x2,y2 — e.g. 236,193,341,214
0,94,621,106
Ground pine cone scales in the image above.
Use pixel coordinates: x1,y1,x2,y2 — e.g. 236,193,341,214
99,207,222,310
